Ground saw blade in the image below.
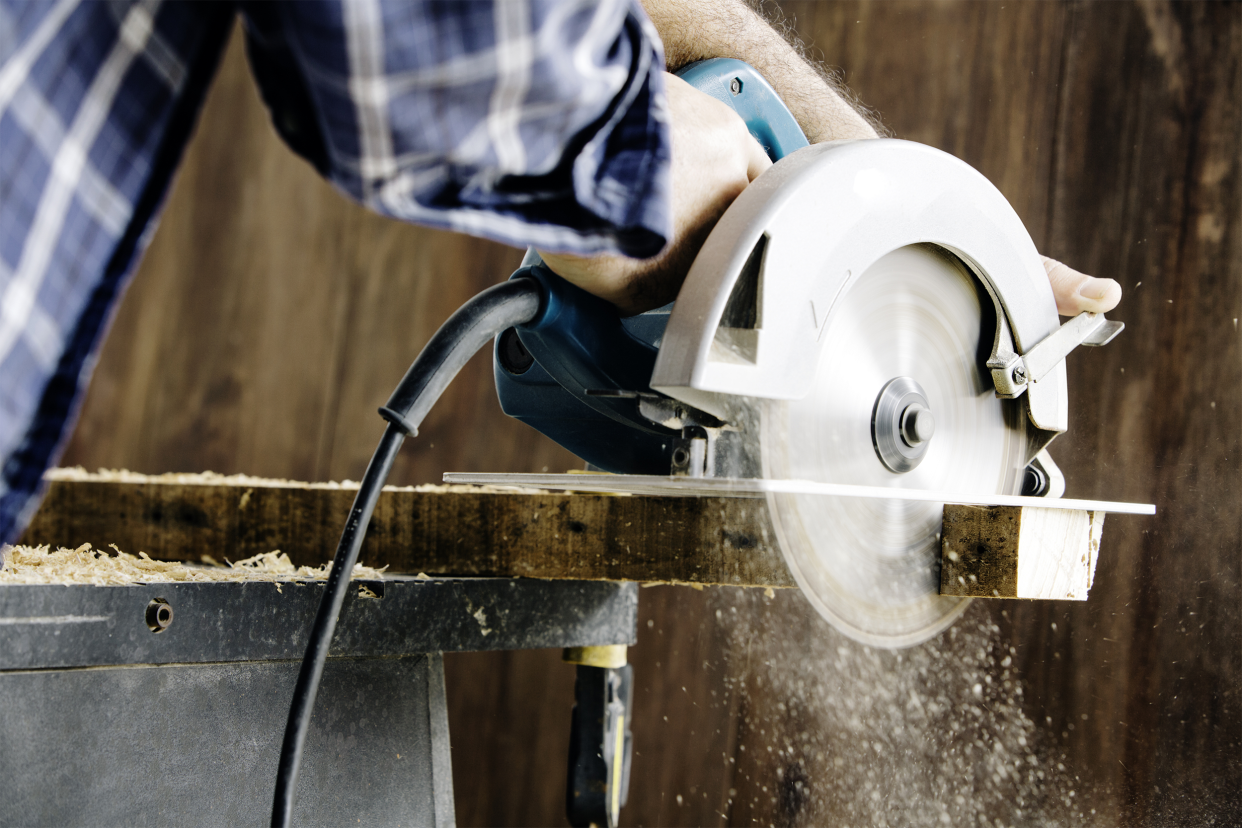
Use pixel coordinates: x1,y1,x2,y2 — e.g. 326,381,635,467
761,244,1028,648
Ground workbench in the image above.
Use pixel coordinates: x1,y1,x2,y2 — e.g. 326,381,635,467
0,574,635,826
7,472,659,826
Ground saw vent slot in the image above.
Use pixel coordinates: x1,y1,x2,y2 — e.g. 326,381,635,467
711,234,766,364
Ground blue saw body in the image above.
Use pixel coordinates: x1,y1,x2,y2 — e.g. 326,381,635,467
493,60,808,473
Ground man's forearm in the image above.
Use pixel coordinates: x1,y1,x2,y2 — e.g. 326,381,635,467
640,0,1122,316
641,0,880,143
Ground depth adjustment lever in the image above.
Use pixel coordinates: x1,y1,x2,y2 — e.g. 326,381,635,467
990,311,1124,398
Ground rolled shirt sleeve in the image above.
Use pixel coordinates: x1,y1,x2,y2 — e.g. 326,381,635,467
0,0,673,545
0,0,237,544
244,0,673,259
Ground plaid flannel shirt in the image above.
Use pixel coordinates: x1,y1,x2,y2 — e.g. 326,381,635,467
0,0,672,543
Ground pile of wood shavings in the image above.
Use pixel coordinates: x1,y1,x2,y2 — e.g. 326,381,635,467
0,543,388,587
45,466,549,495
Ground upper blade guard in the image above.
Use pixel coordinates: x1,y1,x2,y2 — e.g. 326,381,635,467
649,138,1069,438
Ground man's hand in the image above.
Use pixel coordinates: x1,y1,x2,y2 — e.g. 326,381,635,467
539,73,771,316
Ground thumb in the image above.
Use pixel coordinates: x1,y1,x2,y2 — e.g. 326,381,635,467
1042,256,1122,316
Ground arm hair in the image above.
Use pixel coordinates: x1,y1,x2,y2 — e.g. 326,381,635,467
643,0,885,142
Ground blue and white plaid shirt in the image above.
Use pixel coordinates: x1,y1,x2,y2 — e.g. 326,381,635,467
0,0,672,543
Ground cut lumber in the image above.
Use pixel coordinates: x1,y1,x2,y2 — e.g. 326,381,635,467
18,472,795,588
21,473,1111,597
939,504,1104,600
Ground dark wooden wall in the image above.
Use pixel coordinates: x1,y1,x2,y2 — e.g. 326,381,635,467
50,2,1238,825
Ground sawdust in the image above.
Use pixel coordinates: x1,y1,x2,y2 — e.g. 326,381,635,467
45,466,551,495
705,590,1092,827
0,543,388,587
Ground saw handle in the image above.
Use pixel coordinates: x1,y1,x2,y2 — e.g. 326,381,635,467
512,260,660,402
675,58,809,161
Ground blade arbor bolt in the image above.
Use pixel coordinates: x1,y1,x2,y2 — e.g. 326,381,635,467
900,404,936,446
871,377,935,473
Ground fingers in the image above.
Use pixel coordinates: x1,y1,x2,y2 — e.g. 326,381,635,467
664,73,769,212
1042,256,1122,316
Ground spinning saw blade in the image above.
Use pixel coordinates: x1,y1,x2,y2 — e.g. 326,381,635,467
760,245,1027,647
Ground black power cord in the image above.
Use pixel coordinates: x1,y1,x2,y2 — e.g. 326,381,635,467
272,276,543,827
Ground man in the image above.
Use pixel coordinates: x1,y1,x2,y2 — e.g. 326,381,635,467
0,0,1119,545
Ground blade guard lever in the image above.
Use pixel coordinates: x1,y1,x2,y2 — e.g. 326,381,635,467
990,311,1125,398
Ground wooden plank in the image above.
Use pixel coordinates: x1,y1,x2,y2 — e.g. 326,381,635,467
940,505,1104,600
19,478,795,589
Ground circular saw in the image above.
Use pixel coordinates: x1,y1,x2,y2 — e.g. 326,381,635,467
487,60,1125,648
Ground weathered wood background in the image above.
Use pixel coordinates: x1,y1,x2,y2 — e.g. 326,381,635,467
42,2,1238,825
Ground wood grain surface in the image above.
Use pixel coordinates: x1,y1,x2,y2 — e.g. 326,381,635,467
40,3,1239,826
940,505,1103,600
22,478,792,587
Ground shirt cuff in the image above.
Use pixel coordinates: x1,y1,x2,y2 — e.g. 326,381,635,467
255,0,674,261
381,2,674,260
